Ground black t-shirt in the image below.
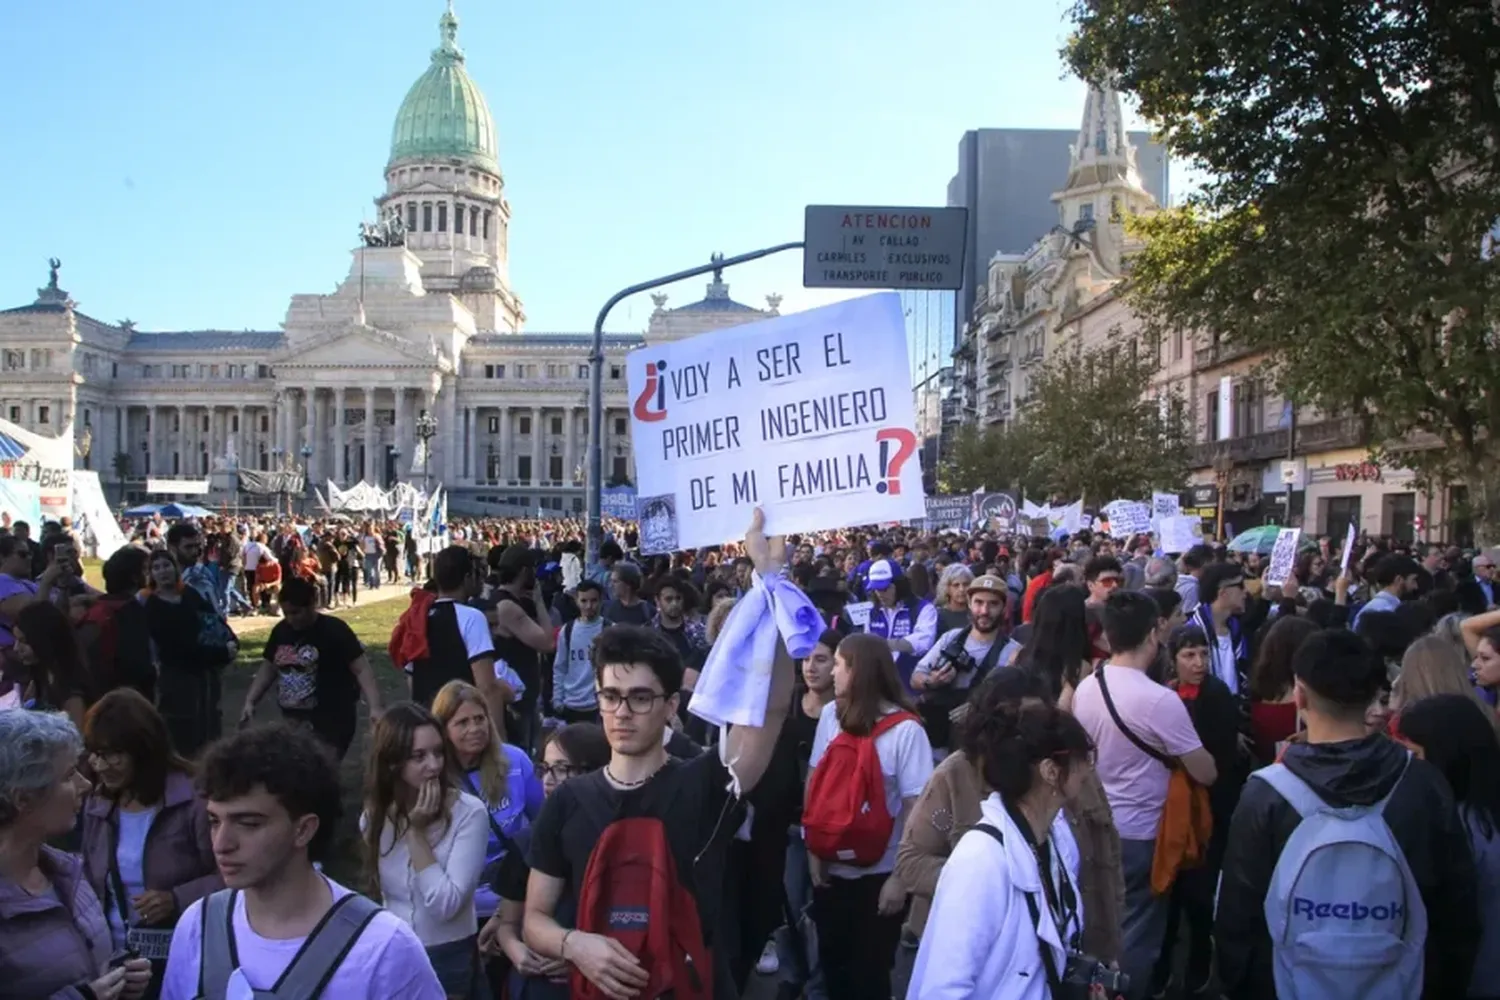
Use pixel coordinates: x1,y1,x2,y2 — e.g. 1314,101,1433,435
492,591,541,712
259,613,363,719
602,599,652,627
526,752,742,990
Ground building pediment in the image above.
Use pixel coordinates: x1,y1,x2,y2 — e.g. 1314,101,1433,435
273,323,448,370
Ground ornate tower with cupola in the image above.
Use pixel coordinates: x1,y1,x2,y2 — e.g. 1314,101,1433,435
376,1,524,332
1051,80,1158,277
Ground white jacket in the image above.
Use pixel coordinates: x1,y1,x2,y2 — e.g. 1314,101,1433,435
906,791,1084,1000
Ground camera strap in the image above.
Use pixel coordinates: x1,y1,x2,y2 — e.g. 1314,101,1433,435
974,823,1065,998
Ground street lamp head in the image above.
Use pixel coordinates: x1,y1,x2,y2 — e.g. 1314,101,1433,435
300,445,313,458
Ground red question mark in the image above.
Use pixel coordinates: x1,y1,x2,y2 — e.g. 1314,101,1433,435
875,428,918,495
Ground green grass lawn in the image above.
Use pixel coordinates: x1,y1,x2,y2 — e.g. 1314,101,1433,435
228,597,412,888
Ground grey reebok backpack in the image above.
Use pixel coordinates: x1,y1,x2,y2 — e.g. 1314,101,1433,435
1257,754,1427,1000
195,888,382,1000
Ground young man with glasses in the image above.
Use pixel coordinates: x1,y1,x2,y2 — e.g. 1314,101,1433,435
522,512,796,998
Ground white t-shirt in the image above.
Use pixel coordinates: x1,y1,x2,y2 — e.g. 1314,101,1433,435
1072,664,1203,841
1214,632,1238,693
160,877,445,1000
106,805,159,949
242,541,262,573
808,701,933,878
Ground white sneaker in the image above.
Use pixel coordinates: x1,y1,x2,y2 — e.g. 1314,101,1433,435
755,941,780,976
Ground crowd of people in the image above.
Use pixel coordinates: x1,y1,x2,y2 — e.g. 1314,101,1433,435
0,504,1498,1000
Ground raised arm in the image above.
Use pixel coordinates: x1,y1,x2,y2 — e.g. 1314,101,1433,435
720,509,797,797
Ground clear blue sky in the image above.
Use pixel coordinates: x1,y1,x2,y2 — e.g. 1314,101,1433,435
0,0,1150,334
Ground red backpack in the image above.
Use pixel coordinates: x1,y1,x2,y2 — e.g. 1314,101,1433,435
573,815,711,1000
803,711,919,866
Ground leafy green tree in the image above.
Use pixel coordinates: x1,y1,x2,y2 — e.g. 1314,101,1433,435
940,421,1042,497
1016,337,1191,506
1068,0,1500,539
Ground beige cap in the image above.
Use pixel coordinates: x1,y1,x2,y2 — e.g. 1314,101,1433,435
969,574,1006,596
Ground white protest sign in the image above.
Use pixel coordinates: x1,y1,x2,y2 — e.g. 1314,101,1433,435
1152,492,1181,519
1158,514,1201,555
843,601,873,629
1104,500,1152,539
628,293,925,553
1264,527,1303,588
1339,522,1356,574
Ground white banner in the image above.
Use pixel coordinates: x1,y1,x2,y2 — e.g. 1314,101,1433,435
628,293,925,553
0,417,72,517
70,471,130,559
146,477,210,495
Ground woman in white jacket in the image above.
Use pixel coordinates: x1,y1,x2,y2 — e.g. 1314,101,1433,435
362,702,492,999
908,695,1100,1000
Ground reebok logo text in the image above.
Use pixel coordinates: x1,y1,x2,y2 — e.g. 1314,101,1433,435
1292,898,1404,921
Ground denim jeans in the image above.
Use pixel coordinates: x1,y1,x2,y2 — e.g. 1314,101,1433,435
774,828,827,999
363,553,381,590
1119,837,1169,1000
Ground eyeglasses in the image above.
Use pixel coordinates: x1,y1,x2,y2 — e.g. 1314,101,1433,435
534,762,581,781
597,689,667,715
87,749,126,768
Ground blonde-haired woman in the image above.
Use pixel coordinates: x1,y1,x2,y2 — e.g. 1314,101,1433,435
1392,635,1500,733
431,682,543,928
362,702,491,999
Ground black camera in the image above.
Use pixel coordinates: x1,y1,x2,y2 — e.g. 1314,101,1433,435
1061,951,1128,999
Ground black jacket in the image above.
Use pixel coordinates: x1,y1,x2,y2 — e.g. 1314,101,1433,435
1214,733,1479,1000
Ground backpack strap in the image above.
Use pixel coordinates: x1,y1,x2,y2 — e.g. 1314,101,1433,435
197,888,238,1000
1095,666,1175,768
269,893,382,1000
1258,752,1412,819
869,711,919,740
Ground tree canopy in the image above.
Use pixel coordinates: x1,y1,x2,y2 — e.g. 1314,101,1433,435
1018,336,1192,505
1067,0,1500,537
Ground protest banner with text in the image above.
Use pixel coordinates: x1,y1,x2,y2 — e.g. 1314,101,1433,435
628,293,925,553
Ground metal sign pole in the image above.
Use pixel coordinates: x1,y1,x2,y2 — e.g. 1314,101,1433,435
586,241,805,569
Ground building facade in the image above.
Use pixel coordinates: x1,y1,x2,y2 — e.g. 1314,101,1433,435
0,5,777,515
945,121,1169,349
951,83,1460,544
954,81,1161,429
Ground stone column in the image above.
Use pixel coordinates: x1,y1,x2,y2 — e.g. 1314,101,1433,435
234,405,246,469
531,406,543,488
329,388,343,484
497,405,511,482
564,406,577,494
470,406,483,483
441,381,458,485
173,404,185,476
363,388,377,484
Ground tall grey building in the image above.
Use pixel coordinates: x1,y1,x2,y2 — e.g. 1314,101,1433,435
946,125,1170,341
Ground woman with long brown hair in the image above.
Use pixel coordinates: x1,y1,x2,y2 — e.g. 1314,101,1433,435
805,632,933,1000
79,689,220,1000
12,600,93,726
143,549,235,757
362,702,491,999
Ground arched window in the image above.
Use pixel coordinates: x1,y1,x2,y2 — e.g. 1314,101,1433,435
482,210,491,240
407,202,418,230
469,206,479,237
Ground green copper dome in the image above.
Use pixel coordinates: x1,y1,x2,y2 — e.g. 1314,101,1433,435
388,3,498,172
